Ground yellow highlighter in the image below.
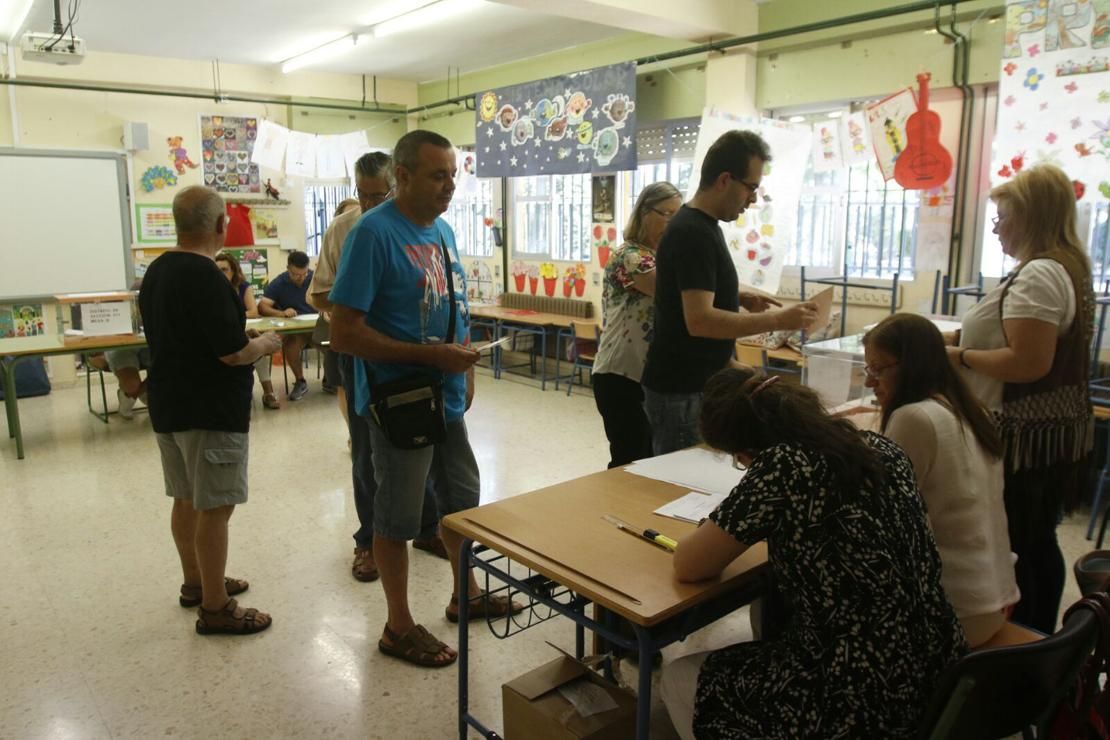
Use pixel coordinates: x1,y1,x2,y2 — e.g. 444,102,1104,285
602,514,678,552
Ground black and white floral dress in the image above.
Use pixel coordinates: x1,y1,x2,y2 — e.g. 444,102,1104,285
694,433,967,739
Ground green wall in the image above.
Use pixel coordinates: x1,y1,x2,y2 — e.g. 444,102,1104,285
416,1,1005,136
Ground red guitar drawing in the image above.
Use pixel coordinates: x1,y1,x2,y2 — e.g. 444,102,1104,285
894,72,953,190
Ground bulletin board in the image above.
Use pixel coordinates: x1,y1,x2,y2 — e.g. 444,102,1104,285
223,248,269,298
135,203,176,244
0,149,132,300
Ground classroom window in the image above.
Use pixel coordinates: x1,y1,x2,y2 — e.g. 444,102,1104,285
442,176,496,258
623,119,699,222
303,182,354,257
790,159,920,278
981,200,1110,288
511,173,592,262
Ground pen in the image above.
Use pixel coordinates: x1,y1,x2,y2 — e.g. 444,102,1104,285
602,515,678,552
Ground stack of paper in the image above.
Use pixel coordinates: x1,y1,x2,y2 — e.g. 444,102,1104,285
624,448,742,523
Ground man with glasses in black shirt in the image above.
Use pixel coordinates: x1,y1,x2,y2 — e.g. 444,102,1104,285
642,130,817,455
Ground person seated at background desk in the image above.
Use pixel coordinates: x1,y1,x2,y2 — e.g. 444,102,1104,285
215,252,280,410
259,249,314,401
660,368,966,740
863,314,1019,647
106,278,148,419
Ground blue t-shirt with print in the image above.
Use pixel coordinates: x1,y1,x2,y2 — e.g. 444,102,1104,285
328,200,471,422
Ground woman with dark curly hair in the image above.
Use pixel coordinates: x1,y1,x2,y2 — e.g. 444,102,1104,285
660,368,965,740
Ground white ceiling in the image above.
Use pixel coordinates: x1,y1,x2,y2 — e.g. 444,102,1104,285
21,0,625,82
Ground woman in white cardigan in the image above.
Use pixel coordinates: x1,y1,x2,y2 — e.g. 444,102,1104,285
863,313,1019,646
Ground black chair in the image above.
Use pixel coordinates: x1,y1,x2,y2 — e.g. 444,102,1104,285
917,606,1100,739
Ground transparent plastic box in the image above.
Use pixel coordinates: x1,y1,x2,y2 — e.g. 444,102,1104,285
802,333,872,408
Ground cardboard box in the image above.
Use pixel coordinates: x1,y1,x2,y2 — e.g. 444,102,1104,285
502,654,636,740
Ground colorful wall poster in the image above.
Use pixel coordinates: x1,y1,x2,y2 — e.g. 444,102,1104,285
687,109,812,295
199,114,261,193
8,304,47,337
250,210,279,241
224,248,268,297
466,260,502,303
994,0,1110,205
135,204,176,244
865,88,916,181
475,62,637,177
591,174,616,223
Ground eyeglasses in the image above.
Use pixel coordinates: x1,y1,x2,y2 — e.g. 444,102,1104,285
729,174,762,196
863,362,898,381
991,215,1006,227
650,207,677,220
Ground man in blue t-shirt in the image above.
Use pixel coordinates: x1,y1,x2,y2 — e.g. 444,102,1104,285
260,250,314,400
330,130,520,668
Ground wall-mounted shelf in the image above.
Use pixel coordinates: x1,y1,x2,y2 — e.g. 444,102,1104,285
223,197,291,208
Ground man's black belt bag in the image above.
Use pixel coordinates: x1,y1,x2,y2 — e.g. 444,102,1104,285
368,237,456,451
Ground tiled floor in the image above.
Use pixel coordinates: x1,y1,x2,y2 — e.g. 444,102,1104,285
0,367,1098,739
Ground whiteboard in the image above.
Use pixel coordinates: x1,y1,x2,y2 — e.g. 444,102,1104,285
0,149,133,300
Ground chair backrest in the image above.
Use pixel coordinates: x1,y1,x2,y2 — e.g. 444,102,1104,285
917,607,1100,739
572,321,600,342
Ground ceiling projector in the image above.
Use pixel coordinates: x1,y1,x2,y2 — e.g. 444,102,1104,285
21,31,86,64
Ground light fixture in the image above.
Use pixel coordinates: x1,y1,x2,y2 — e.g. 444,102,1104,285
0,0,35,42
788,115,806,123
373,0,483,38
826,111,844,119
281,34,363,74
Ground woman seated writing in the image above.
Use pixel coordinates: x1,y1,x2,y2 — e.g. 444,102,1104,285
661,368,965,740
863,313,1019,647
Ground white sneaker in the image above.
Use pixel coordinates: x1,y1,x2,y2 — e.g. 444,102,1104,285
117,388,136,419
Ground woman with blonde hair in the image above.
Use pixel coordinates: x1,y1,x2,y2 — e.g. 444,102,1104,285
592,181,683,467
947,163,1095,632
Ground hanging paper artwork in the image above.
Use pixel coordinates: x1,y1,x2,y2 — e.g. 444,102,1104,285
810,121,845,172
140,166,178,193
688,108,812,295
893,73,953,190
592,223,619,268
339,130,372,177
251,119,290,172
475,62,637,177
457,149,479,197
285,131,317,178
467,261,501,303
994,0,1110,204
315,135,347,179
865,88,916,181
200,115,261,193
166,137,199,175
591,174,616,222
839,111,873,166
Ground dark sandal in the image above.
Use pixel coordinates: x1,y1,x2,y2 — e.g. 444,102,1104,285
179,577,249,608
195,598,272,635
446,591,524,624
378,624,457,668
413,536,449,560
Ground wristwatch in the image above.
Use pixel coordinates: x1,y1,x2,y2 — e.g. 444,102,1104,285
959,349,972,369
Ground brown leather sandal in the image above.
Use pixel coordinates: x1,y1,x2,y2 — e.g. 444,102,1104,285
413,535,449,560
195,598,272,635
179,577,249,607
352,548,379,582
378,624,456,668
445,591,524,624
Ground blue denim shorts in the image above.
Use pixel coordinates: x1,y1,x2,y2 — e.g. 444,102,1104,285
367,415,480,540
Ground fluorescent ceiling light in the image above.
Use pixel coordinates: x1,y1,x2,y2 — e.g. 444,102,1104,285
788,115,806,123
826,111,844,119
360,0,437,27
0,0,35,42
281,34,363,74
373,0,483,39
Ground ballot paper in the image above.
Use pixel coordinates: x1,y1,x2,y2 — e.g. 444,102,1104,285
654,491,728,523
624,447,740,497
808,286,834,336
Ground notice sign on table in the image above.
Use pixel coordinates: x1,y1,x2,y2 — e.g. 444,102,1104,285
80,302,133,337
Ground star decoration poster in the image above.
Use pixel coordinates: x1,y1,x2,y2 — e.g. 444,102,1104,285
199,115,261,193
994,0,1110,203
474,62,637,177
688,109,812,295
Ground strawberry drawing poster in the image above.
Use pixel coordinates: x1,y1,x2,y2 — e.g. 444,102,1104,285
688,109,812,294
994,0,1110,204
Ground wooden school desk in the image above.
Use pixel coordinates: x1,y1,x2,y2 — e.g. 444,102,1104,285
442,466,769,739
1,317,316,460
470,305,597,390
